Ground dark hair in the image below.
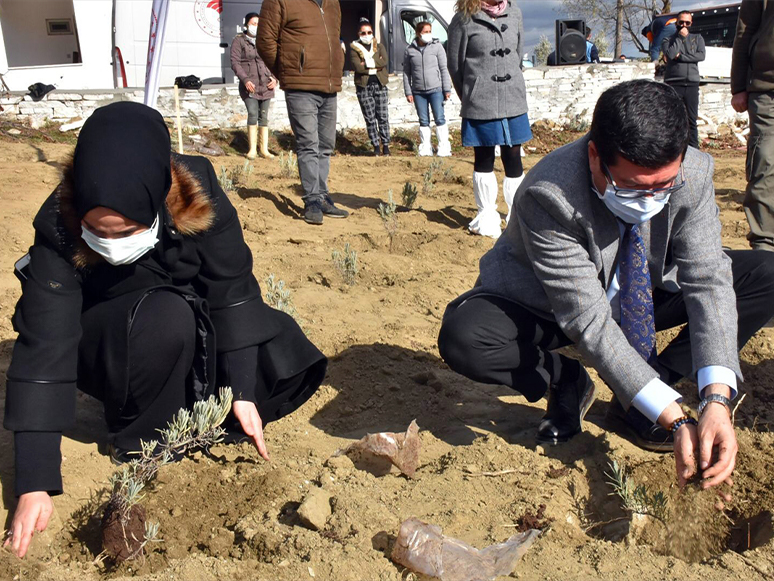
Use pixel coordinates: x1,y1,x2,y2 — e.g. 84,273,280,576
244,12,259,25
415,20,432,35
677,10,691,19
359,17,372,30
590,80,689,168
586,28,592,38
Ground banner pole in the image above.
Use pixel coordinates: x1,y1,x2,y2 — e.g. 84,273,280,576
174,84,184,154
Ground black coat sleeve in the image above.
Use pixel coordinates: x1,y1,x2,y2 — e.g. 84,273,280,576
4,201,84,495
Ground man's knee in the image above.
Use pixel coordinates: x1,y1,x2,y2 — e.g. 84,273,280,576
438,309,479,374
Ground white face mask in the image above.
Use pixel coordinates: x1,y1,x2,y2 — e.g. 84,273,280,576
81,214,160,266
592,182,670,224
247,24,258,36
360,34,373,45
421,33,433,44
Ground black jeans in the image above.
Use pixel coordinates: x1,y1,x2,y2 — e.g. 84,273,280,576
438,250,774,399
668,83,700,149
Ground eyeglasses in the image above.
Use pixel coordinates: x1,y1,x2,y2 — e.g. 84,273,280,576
601,162,685,200
677,20,692,26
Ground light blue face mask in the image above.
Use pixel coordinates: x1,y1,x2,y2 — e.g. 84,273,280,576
592,182,670,224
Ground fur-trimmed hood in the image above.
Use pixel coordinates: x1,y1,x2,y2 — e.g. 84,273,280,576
57,155,215,269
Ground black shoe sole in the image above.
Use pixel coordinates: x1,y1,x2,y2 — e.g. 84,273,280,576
535,376,596,445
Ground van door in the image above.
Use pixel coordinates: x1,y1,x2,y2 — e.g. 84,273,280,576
384,0,449,74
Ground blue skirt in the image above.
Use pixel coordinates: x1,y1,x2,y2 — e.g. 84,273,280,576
461,113,532,147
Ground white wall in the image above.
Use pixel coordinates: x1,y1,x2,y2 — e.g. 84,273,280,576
0,0,80,67
0,0,113,91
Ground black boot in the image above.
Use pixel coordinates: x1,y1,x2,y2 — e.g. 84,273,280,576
536,368,596,444
373,144,381,156
382,144,391,156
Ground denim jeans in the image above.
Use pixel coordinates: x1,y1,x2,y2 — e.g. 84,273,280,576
244,98,271,127
285,90,337,203
413,90,445,127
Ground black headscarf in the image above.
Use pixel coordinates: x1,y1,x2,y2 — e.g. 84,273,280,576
72,101,171,226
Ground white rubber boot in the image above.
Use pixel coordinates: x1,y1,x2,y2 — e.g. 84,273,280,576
436,123,452,157
469,171,502,239
418,125,433,156
503,174,524,225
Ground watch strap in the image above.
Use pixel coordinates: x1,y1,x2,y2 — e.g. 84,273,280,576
698,393,732,417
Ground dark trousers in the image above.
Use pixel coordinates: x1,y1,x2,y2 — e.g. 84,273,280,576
744,91,774,251
77,291,313,452
474,145,524,178
668,83,700,149
285,89,337,203
438,250,774,400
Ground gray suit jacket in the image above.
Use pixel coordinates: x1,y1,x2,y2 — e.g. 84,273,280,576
473,136,740,408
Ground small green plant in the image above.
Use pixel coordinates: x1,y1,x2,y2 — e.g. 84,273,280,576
102,387,234,562
605,459,668,523
377,190,399,251
217,162,253,193
265,274,299,320
422,165,435,196
331,243,359,285
401,181,419,209
278,151,298,178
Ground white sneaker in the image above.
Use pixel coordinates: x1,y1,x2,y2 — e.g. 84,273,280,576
418,126,433,156
503,174,524,225
436,124,452,157
469,172,501,239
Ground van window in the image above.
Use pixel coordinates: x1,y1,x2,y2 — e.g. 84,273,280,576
400,11,448,48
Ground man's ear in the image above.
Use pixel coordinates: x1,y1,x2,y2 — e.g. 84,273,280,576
588,140,600,170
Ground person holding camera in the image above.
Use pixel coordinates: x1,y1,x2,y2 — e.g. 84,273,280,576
231,12,278,160
661,10,705,148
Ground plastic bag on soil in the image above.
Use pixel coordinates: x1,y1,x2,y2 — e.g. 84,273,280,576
391,517,540,581
334,420,420,477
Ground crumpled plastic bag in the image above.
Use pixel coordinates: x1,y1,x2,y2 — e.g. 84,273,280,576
334,420,420,477
391,517,540,581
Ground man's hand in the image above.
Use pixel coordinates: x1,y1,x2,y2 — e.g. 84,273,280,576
673,422,699,486
232,400,270,461
678,26,689,38
698,384,737,490
267,78,277,90
4,492,53,558
245,80,256,93
444,92,451,101
407,95,414,104
731,91,749,113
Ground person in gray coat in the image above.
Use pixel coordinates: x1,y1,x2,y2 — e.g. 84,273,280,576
438,80,774,489
448,0,531,239
662,10,705,148
403,21,453,156
231,12,277,159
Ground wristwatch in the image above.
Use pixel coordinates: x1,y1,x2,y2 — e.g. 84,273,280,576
697,393,732,417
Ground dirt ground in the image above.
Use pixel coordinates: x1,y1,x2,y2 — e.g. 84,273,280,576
0,129,773,581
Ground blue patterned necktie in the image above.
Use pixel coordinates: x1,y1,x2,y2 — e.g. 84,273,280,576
619,223,657,364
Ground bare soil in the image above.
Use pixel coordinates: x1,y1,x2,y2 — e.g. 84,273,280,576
0,132,772,581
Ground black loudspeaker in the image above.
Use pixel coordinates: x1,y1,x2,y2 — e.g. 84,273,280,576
555,19,588,64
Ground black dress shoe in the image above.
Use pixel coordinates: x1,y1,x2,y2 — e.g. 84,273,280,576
320,195,349,218
606,397,673,452
536,368,596,444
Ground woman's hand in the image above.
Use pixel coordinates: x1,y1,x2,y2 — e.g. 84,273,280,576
245,80,257,94
267,78,277,90
232,400,270,461
407,95,414,104
4,491,53,558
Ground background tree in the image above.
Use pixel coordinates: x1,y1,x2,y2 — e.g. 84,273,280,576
560,0,673,57
533,34,553,66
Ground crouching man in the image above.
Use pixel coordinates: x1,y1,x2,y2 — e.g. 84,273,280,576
438,80,774,489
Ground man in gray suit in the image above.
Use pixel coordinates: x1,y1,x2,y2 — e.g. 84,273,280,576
439,80,774,489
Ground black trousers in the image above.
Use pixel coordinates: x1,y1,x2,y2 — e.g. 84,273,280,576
438,250,774,400
77,290,313,452
669,83,700,149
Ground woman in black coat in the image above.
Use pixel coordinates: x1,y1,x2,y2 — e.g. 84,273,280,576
3,102,327,557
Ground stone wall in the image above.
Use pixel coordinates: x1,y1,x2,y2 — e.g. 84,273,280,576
0,62,746,139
